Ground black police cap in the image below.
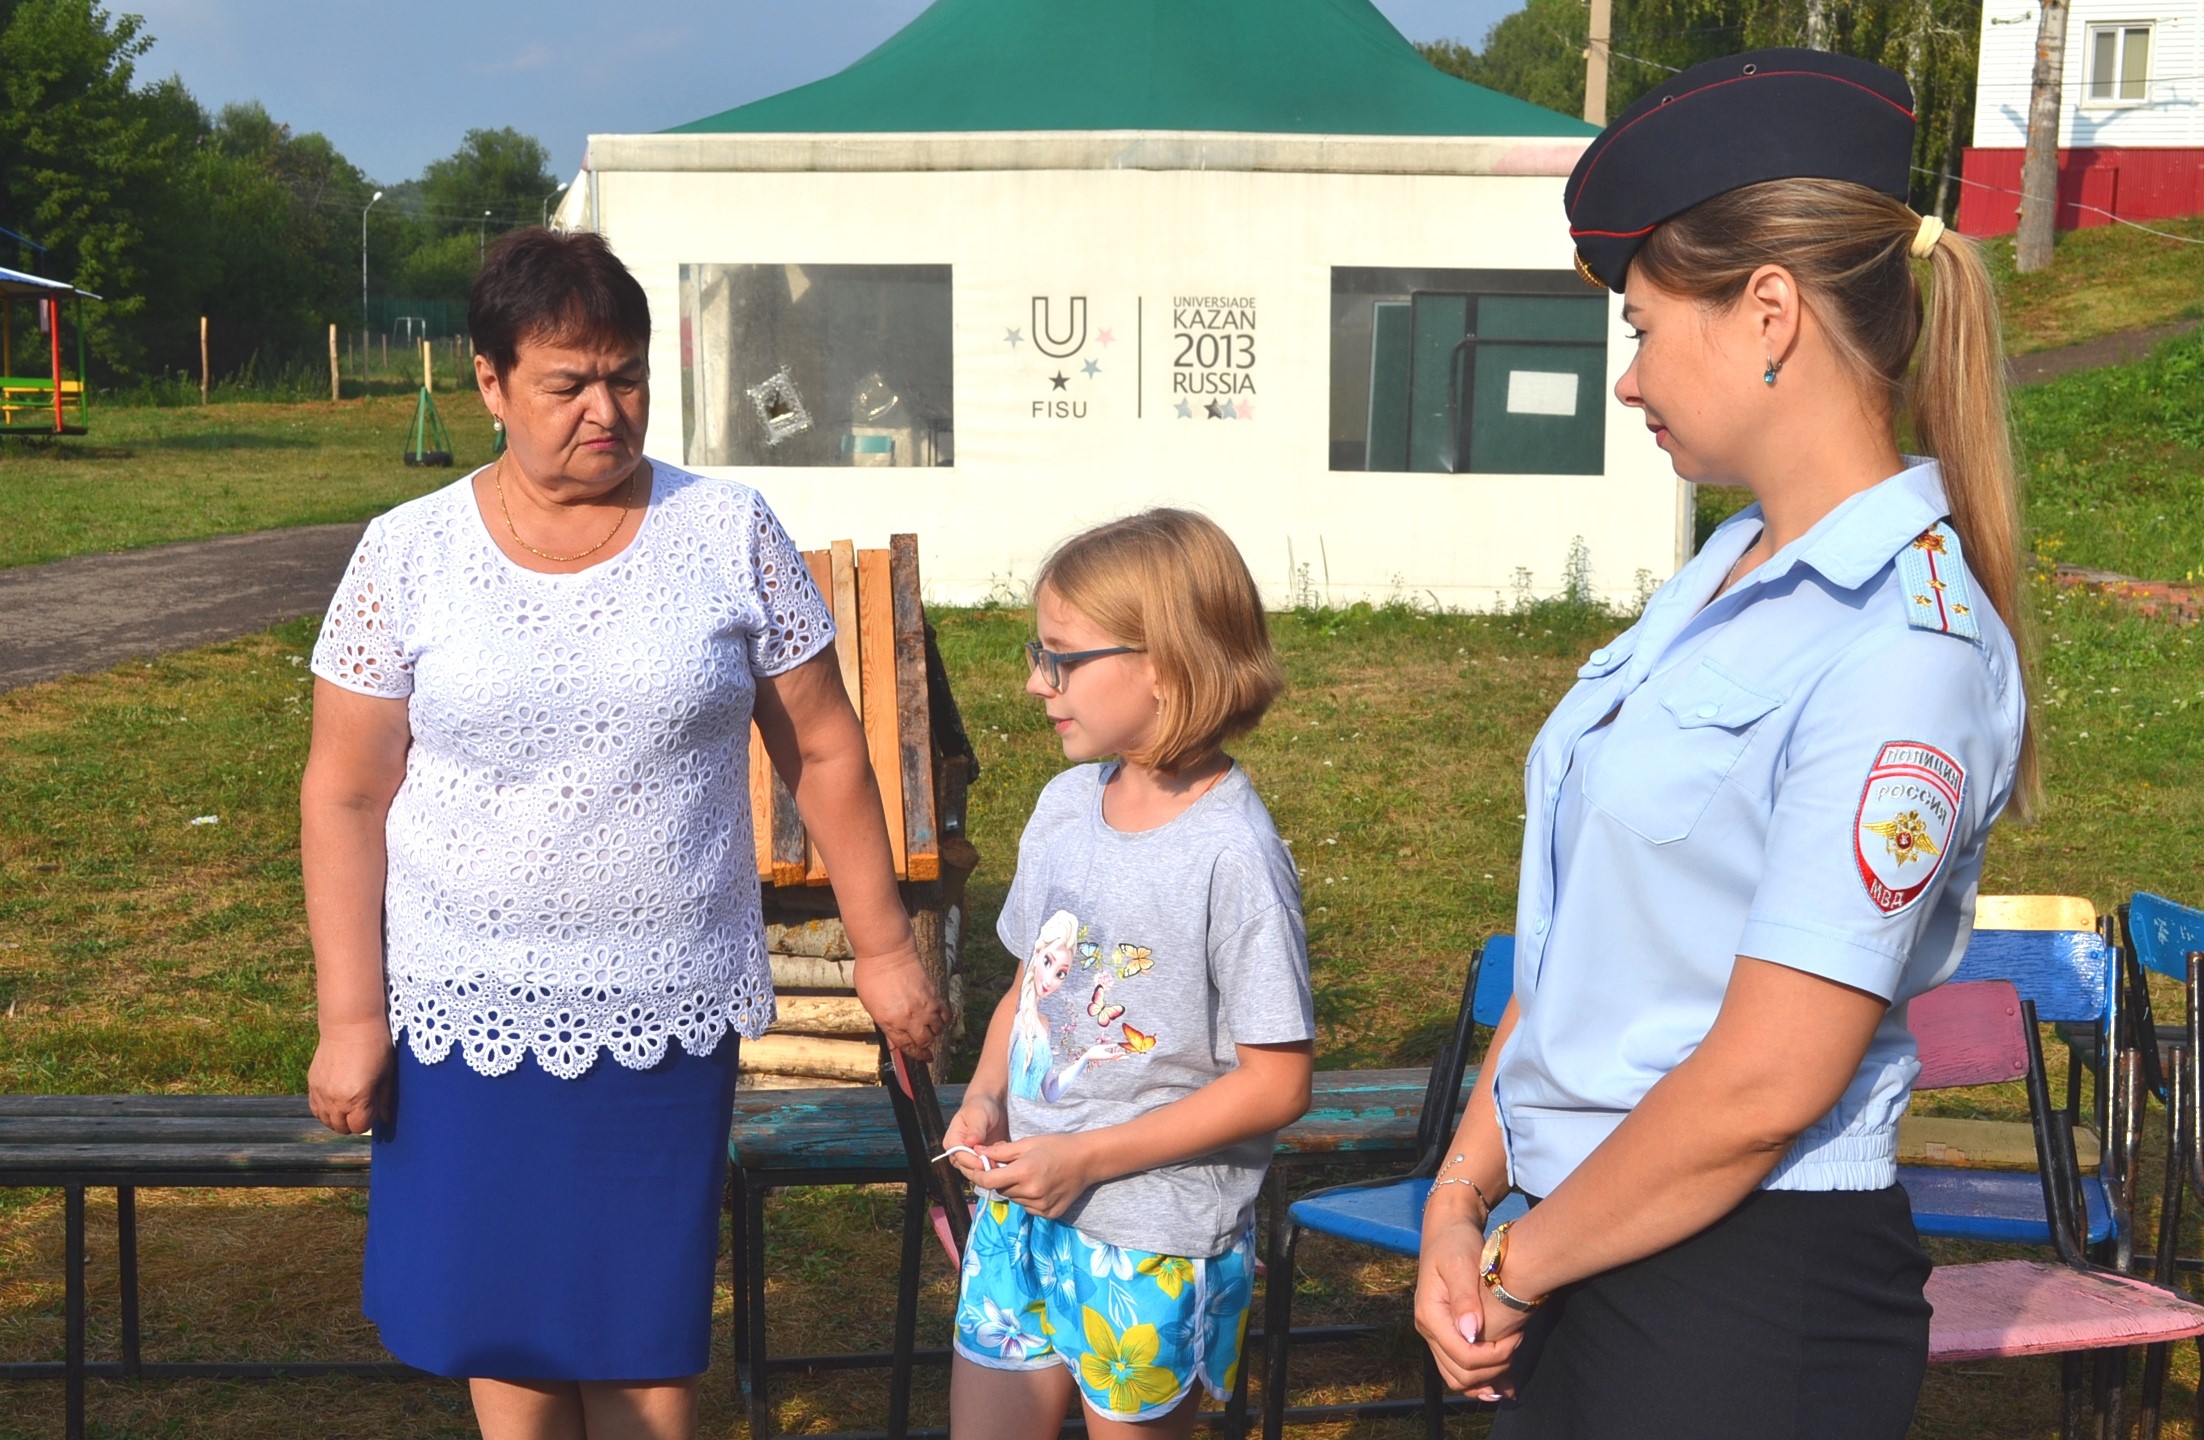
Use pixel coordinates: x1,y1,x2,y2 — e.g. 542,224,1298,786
1563,48,1916,293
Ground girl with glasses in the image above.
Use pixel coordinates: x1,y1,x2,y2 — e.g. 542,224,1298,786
942,509,1314,1439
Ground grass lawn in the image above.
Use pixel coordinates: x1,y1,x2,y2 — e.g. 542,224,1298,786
1985,214,2204,355
2015,328,2204,582
3,389,489,571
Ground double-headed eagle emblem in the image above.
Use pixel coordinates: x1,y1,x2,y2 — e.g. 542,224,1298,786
1863,808,1941,866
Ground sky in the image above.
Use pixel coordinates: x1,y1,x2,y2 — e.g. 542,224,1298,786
124,1,1519,189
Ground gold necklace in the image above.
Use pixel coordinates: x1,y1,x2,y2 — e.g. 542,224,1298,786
493,454,635,563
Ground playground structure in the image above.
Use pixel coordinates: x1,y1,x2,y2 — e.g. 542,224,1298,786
0,266,95,436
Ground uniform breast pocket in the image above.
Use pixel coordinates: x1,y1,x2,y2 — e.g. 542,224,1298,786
1584,660,1783,844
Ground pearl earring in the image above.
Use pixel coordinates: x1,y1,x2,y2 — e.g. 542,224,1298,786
493,416,505,432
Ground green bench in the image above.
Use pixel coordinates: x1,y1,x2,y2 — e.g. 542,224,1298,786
728,1066,1468,1439
0,1095,410,1440
1,1069,1463,1440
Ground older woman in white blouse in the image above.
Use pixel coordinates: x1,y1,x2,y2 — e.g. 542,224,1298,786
302,228,945,1440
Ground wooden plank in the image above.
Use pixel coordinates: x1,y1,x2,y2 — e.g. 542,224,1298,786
726,1068,1456,1173
769,995,878,1036
1949,928,2110,1026
828,540,862,702
0,1117,357,1145
749,722,775,880
888,534,939,882
1926,1260,2204,1363
800,547,844,887
766,918,856,960
1976,894,2097,931
0,1096,313,1118
769,766,808,888
742,1034,883,1084
769,954,858,990
1900,1115,2104,1171
0,1143,370,1174
1908,980,2029,1090
858,545,908,878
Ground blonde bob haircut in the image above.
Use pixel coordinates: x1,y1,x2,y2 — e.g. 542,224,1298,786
1034,509,1284,774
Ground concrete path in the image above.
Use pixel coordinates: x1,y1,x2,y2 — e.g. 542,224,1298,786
2011,318,2202,387
0,523,365,692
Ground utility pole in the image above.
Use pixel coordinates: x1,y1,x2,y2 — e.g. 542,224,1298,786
1584,0,1613,124
2016,0,2071,271
360,190,383,327
479,210,492,261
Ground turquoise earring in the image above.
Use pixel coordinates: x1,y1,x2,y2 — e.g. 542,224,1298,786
1763,358,1783,386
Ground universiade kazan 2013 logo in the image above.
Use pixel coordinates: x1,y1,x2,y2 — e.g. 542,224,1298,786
1854,741,1966,916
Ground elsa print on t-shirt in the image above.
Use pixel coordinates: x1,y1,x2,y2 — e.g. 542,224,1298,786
1009,909,1160,1104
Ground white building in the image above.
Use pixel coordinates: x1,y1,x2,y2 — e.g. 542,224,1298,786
1963,0,2204,232
558,0,1692,609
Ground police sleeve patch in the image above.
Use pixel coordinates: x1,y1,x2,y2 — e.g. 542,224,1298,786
1854,741,1966,916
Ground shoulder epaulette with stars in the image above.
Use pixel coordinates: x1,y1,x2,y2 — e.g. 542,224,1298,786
1895,520,1981,641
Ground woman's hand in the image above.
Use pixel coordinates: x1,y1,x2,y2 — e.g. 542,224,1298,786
308,1019,395,1136
853,944,950,1058
972,1133,1095,1218
1416,1193,1523,1401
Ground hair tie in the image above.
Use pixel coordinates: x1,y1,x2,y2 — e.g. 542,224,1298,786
1910,214,1946,259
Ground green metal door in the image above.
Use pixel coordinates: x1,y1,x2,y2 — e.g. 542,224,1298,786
1364,301,1412,473
1407,293,1470,473
1465,294,1608,475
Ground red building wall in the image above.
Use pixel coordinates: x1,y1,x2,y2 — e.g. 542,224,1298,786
1959,147,2204,235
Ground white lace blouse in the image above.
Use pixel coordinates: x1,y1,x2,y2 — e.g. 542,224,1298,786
310,463,834,1079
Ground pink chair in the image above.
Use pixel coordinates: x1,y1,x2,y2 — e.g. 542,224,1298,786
1915,980,2204,1438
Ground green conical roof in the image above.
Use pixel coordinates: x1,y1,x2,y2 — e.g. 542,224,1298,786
668,0,1592,138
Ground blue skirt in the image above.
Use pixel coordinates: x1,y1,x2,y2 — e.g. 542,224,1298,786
362,1034,741,1380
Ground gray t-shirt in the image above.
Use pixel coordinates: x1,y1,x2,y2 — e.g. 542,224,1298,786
994,762,1315,1257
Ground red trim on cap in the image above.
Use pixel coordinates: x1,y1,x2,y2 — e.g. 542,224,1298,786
1571,224,1660,238
1569,69,1917,212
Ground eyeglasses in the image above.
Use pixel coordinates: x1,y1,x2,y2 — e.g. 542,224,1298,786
1024,640,1141,690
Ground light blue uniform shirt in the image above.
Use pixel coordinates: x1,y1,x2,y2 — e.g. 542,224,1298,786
1493,461,2026,1198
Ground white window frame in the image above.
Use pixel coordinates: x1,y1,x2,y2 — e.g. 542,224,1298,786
2081,22,2153,107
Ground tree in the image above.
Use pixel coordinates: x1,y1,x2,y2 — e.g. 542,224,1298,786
2014,0,2069,271
1419,0,1984,220
420,127,556,238
0,0,177,374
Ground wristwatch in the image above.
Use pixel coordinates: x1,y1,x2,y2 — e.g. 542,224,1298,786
1479,1221,1546,1313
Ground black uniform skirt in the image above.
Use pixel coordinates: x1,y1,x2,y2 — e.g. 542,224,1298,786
1491,1186,1931,1440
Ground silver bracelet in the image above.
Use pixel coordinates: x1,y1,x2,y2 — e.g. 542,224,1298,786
1430,1152,1498,1216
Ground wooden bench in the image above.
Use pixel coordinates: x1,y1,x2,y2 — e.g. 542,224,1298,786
727,1067,1467,1440
0,1095,408,1440
746,535,979,1088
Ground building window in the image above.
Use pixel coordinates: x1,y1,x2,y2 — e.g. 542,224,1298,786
2086,24,2151,103
1330,267,1608,475
680,264,953,468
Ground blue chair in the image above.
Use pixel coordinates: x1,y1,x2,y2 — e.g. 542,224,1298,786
1258,936,1517,1440
2117,892,2204,1439
1906,920,2127,1256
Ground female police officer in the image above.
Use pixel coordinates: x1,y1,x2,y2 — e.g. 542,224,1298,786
1412,50,2032,1437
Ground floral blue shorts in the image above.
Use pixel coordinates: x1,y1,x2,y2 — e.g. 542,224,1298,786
952,1196,1257,1420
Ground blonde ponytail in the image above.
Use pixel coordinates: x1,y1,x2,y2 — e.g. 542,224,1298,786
1911,230,2039,815
1636,180,2039,817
